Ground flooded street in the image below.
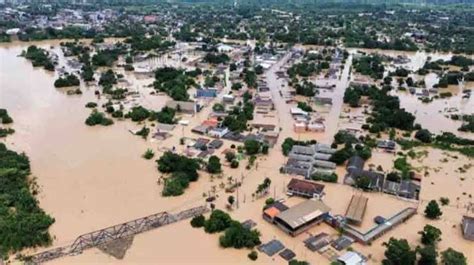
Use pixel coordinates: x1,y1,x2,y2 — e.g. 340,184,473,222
1,40,473,264
0,41,196,246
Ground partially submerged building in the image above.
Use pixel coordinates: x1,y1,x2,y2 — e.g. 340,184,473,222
462,215,474,241
273,199,330,236
344,156,384,191
287,178,325,199
337,251,367,265
345,195,368,225
383,180,420,200
282,144,337,178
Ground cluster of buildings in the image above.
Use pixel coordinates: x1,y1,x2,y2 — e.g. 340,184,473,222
344,155,421,200
281,143,337,178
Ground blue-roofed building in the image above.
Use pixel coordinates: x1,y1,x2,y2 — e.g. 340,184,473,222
196,88,217,98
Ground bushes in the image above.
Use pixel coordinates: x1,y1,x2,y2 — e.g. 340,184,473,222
281,138,316,156
204,210,233,233
0,109,13,124
248,250,258,261
311,172,338,183
151,106,176,124
54,73,80,87
297,102,313,112
0,143,54,258
424,200,442,219
85,110,114,126
153,67,193,101
190,215,205,228
85,102,98,108
219,222,261,249
203,53,230,64
142,149,154,160
415,129,432,143
162,174,190,197
207,155,222,174
230,159,239,168
441,248,467,265
126,106,150,122
419,225,442,246
244,139,261,155
157,152,200,196
23,45,55,71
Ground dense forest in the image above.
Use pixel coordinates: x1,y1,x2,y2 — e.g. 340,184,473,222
0,143,54,258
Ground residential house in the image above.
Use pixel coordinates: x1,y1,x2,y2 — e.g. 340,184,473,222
287,178,325,199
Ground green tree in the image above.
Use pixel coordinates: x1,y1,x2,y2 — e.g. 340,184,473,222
424,200,442,219
227,196,235,207
418,225,442,245
219,222,261,249
382,237,416,265
207,155,222,174
415,129,432,143
244,139,261,155
248,250,258,261
441,248,467,265
417,245,438,265
204,210,233,233
190,215,205,228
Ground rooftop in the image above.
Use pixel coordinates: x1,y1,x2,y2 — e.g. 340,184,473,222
275,199,330,230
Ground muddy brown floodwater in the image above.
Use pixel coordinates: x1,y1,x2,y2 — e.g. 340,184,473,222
1,41,473,265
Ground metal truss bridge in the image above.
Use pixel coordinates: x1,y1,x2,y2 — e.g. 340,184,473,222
28,205,208,264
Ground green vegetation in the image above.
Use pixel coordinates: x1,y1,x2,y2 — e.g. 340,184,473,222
204,53,230,64
85,110,114,126
417,245,438,265
0,143,54,258
125,106,150,122
223,96,254,132
204,209,233,233
207,155,222,174
142,149,154,160
311,172,338,183
248,250,258,261
153,67,196,101
441,248,467,265
415,129,432,143
297,102,313,112
382,237,416,265
330,143,372,165
22,45,55,71
219,222,261,249
85,102,98,108
243,139,262,155
419,225,442,246
0,128,15,138
345,85,415,132
54,73,80,87
98,69,118,88
151,106,176,124
353,55,385,80
135,126,150,139
281,138,317,156
125,35,175,51
190,215,205,228
294,80,317,97
0,109,13,124
92,48,120,67
424,200,442,219
157,152,199,197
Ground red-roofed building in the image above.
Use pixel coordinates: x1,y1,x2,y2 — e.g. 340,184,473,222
287,178,325,199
